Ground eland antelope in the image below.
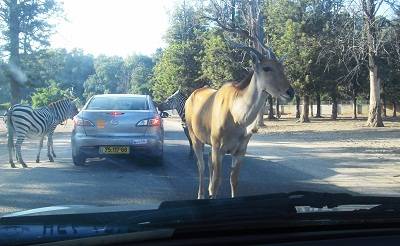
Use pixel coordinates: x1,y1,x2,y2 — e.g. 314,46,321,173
185,46,294,199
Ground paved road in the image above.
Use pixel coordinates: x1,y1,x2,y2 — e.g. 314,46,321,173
1,118,399,215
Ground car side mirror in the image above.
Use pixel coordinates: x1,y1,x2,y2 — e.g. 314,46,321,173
160,111,169,118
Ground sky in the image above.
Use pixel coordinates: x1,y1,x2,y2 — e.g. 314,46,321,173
50,0,179,57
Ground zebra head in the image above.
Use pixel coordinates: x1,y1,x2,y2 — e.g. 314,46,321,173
69,99,79,118
158,89,185,112
49,99,79,123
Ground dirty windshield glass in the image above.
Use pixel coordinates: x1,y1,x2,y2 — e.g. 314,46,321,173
0,0,399,232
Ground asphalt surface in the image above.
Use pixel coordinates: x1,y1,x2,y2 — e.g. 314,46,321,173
0,118,398,215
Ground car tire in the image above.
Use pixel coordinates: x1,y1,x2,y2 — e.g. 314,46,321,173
73,152,86,166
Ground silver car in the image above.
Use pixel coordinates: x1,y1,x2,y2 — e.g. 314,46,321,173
71,94,164,166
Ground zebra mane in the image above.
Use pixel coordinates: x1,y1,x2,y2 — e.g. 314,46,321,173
48,98,70,108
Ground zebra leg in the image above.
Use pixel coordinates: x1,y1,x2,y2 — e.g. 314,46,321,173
7,135,16,168
15,136,27,168
47,135,54,162
36,136,45,163
49,132,56,158
183,125,194,157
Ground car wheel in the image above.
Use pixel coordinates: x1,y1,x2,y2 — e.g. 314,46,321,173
72,152,86,166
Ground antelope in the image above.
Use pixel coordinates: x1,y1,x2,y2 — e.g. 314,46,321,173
185,45,294,199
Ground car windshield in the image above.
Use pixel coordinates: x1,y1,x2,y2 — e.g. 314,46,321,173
86,97,149,110
0,0,399,243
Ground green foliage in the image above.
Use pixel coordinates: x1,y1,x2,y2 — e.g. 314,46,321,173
0,102,11,110
165,2,206,44
31,81,69,107
83,55,126,100
200,32,244,88
151,1,206,102
125,54,154,95
152,41,204,102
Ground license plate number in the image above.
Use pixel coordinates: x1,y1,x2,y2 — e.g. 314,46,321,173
100,146,130,154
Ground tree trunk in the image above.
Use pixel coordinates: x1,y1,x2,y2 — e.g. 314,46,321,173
393,101,397,118
331,95,338,120
315,94,321,118
363,0,384,127
382,95,387,118
256,98,266,126
310,99,314,117
267,95,275,120
9,0,21,105
352,97,357,119
366,66,384,127
299,95,310,123
295,95,300,118
276,98,280,119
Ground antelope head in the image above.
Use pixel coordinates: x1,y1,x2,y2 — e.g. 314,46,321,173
230,42,295,101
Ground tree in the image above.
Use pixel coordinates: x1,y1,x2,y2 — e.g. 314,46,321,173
83,55,125,99
125,54,154,95
264,0,320,123
361,0,384,127
152,41,203,102
0,0,62,104
152,1,206,102
31,80,69,107
200,30,245,88
59,49,95,99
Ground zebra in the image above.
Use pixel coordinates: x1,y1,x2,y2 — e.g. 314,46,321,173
158,89,193,157
5,99,79,168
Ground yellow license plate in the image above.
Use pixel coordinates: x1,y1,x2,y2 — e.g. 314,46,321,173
100,146,130,154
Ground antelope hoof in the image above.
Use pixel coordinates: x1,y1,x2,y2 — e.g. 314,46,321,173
197,194,205,199
21,162,28,168
10,162,16,168
36,158,40,163
49,157,54,162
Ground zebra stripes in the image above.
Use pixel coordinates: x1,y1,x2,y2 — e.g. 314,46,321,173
158,90,193,156
159,90,187,122
6,99,78,168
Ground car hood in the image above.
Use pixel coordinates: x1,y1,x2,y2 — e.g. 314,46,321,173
2,191,400,246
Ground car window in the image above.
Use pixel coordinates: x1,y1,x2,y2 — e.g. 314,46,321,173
86,97,148,110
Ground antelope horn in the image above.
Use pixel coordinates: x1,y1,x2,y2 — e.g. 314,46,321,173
226,39,263,61
254,34,277,61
